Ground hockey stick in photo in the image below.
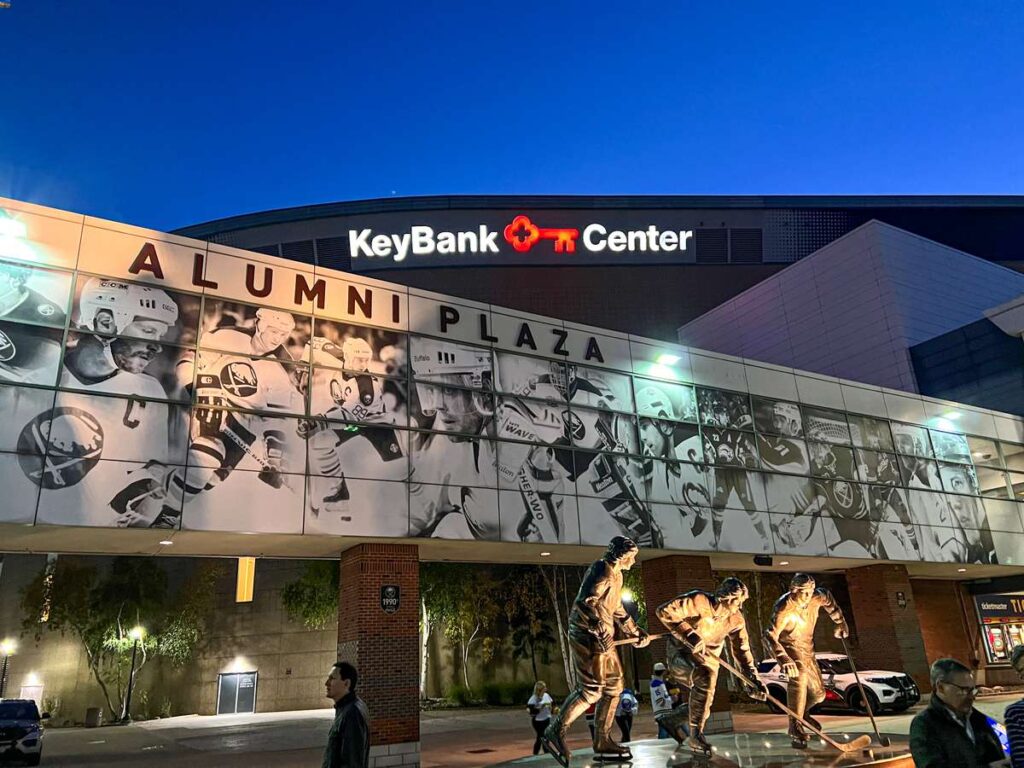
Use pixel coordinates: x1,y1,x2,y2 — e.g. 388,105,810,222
681,638,872,754
221,421,291,490
839,637,891,747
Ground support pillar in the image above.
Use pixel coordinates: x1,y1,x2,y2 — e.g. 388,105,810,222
642,554,733,734
338,543,420,768
846,563,930,690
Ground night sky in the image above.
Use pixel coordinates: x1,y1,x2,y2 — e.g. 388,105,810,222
2,1,1023,231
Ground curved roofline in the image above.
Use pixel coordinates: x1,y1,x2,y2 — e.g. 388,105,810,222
173,194,1024,238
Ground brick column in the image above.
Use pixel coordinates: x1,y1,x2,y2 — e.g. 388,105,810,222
845,563,929,689
911,579,977,670
641,554,733,734
338,543,420,768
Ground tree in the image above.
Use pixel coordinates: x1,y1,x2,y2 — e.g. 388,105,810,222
539,564,586,690
21,557,222,719
280,561,339,630
502,566,556,681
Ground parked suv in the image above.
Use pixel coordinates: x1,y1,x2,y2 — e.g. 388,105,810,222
756,653,920,715
0,699,49,765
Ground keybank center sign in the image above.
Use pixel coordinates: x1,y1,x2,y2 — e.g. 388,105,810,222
343,210,700,269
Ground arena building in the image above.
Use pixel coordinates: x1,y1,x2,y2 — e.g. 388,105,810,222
1,195,1024,766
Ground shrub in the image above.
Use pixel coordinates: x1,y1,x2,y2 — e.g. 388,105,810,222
446,685,476,706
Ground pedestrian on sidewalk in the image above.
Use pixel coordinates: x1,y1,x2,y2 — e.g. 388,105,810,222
323,661,370,768
909,658,1006,768
615,688,638,743
1004,645,1024,767
527,681,554,755
650,662,673,738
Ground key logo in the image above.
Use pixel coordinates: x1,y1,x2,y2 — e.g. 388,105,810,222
504,215,580,254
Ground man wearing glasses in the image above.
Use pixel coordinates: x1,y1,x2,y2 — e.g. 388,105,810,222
1005,645,1024,768
910,658,1007,767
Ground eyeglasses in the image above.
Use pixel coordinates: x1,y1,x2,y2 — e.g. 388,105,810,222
940,680,979,695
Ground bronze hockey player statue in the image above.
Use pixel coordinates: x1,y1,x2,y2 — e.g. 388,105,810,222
765,573,850,749
656,577,768,756
541,536,649,765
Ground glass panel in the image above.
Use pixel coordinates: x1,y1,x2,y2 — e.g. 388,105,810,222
1,259,72,328
978,467,1011,499
938,462,980,495
967,436,1002,468
855,449,901,485
847,414,894,451
802,406,851,445
412,385,494,437
309,365,408,426
899,456,943,490
752,397,803,438
573,365,634,413
697,388,753,430
930,430,972,464
702,429,759,468
1002,443,1024,472
808,442,858,480
0,321,63,386
632,378,698,423
410,336,493,391
200,298,310,361
637,418,701,462
494,350,566,402
72,274,201,347
756,434,809,475
891,423,934,458
310,319,407,377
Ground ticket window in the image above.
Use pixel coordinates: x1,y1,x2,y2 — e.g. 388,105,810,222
217,671,258,714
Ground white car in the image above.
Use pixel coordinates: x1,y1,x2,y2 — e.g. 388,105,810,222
0,699,49,765
756,653,920,715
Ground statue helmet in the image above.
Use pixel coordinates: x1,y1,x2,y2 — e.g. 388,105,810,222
605,536,639,562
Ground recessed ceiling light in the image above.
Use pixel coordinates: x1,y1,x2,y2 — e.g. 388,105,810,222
779,561,790,566
656,353,681,366
540,551,551,557
159,540,173,546
957,568,967,573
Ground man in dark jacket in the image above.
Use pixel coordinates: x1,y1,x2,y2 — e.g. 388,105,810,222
910,658,1007,768
323,661,370,768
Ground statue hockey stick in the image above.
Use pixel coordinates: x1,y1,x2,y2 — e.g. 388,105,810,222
840,637,891,747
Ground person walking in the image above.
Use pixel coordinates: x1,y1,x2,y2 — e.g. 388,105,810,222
650,662,673,738
615,688,638,743
527,681,554,756
322,661,370,768
909,658,1006,768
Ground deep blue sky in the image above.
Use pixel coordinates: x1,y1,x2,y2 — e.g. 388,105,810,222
2,1,1023,231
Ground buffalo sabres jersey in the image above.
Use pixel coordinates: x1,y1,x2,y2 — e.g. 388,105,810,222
0,287,67,326
313,369,389,424
195,350,303,414
202,326,291,360
22,380,171,526
60,360,167,401
757,435,808,473
0,321,62,385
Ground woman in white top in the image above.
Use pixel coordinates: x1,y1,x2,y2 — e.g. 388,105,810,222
527,680,554,755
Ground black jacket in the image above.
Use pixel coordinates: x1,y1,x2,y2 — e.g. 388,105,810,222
909,696,1005,768
322,693,371,768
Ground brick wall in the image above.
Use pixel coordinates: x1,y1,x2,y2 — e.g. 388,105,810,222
911,579,977,671
846,564,929,689
338,543,420,749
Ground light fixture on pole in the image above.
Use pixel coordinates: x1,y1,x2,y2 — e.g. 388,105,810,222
0,638,15,699
120,626,145,722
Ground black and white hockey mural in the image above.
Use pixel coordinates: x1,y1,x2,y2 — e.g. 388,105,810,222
1,195,1024,566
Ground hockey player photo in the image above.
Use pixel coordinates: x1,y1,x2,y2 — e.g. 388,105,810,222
302,332,410,535
847,414,895,452
71,275,200,346
312,319,407,378
891,422,934,459
574,449,663,548
701,428,769,552
495,352,569,402
577,365,634,413
753,397,804,437
855,448,901,485
0,321,64,385
199,299,310,362
808,441,858,480
697,387,753,430
409,337,570,543
177,408,308,534
633,378,698,423
757,432,810,475
32,390,188,529
0,260,70,327
930,430,972,464
0,384,58,523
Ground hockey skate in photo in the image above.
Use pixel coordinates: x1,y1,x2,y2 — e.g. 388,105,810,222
179,409,307,534
312,318,407,377
303,422,408,535
697,386,753,430
753,396,805,437
633,377,697,423
31,392,188,528
0,320,64,385
200,299,311,362
71,274,200,346
305,476,410,537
